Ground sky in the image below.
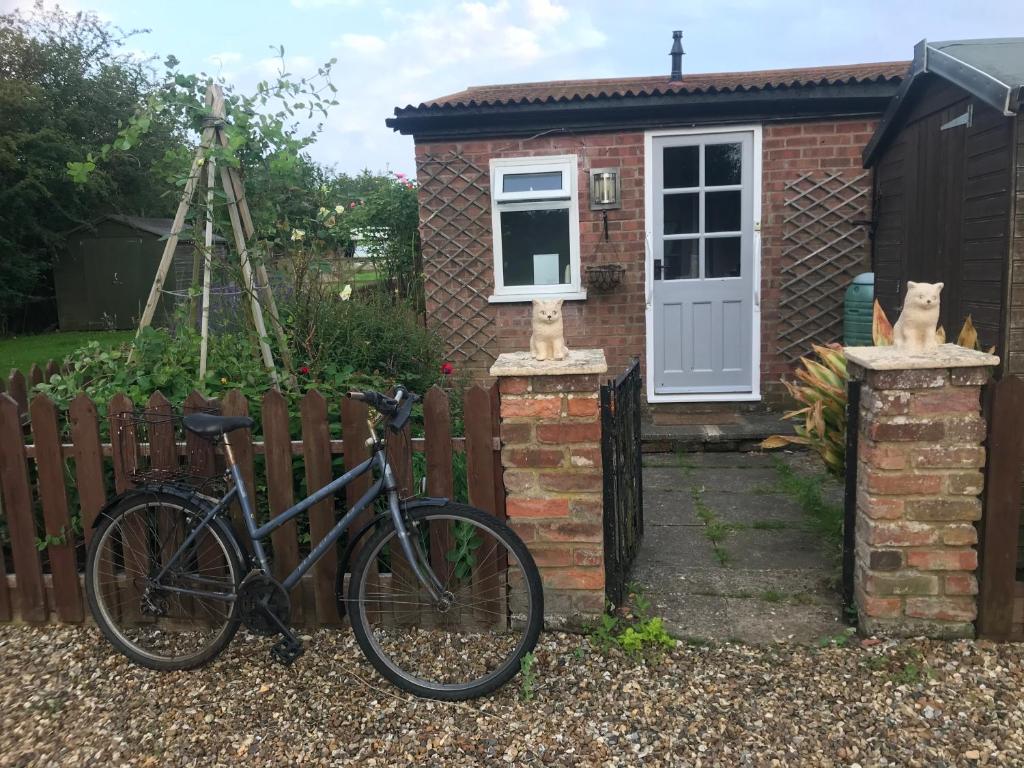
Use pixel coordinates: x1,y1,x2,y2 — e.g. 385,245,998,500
4,0,1022,175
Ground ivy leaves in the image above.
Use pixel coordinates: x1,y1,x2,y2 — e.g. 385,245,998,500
445,520,483,581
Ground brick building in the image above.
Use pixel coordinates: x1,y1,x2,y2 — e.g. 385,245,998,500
388,37,907,408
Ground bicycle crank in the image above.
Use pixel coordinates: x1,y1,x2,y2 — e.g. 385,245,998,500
237,572,291,635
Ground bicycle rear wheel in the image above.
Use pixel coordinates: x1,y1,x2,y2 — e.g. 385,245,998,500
85,491,242,670
347,502,543,700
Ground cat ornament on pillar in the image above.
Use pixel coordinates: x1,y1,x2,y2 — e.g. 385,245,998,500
530,298,568,361
893,281,943,352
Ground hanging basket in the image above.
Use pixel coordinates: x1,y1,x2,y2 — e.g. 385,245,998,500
585,264,625,292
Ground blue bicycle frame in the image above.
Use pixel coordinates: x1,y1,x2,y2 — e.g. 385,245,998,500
152,431,445,601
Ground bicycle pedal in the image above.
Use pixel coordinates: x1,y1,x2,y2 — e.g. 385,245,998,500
270,639,304,666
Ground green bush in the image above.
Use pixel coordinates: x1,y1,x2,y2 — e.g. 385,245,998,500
284,286,443,398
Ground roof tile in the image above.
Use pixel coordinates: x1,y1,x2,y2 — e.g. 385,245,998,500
403,61,910,111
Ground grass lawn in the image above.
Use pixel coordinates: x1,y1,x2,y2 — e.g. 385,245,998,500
0,330,134,377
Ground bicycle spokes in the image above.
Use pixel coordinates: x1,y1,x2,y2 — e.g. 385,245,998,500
352,513,535,690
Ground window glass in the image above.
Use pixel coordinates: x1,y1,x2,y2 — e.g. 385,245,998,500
664,239,699,280
663,146,698,188
664,193,699,235
705,143,742,186
502,171,563,194
499,209,571,287
706,190,741,232
706,237,741,278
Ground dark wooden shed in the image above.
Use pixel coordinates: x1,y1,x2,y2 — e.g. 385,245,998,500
55,215,225,331
864,38,1024,371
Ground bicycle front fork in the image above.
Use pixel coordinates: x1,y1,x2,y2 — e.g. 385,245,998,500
383,465,449,604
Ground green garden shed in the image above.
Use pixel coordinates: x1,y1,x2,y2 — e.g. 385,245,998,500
55,215,225,331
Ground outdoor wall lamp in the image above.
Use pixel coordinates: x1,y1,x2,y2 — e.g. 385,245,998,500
589,167,621,240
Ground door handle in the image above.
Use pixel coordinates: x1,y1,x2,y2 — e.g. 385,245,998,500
653,259,663,281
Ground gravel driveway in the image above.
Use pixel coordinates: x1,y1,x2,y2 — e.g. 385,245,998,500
2,625,1023,766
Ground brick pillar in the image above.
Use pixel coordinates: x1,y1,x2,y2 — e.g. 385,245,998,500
490,349,608,627
846,344,999,638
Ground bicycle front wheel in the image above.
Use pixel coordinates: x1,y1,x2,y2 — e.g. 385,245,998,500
347,502,543,700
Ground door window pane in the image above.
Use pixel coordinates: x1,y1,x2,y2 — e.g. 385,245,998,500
663,146,698,188
664,193,698,234
706,190,741,232
705,143,742,186
502,171,563,194
706,237,741,278
499,209,570,286
663,239,699,280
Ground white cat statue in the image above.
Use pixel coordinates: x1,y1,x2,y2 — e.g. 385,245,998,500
530,298,568,361
892,281,943,352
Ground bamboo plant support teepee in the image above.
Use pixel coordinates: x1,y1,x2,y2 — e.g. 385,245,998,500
129,84,294,388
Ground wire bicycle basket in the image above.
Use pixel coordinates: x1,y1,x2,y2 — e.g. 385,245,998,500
111,408,224,490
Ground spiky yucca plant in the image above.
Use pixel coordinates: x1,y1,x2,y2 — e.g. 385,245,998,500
762,343,848,477
764,301,996,478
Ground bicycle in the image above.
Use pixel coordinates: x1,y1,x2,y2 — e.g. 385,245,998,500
84,386,543,701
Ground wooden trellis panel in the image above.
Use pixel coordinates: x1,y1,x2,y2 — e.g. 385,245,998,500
417,152,496,361
779,171,871,362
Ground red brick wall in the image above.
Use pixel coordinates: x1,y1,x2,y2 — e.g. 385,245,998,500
416,118,878,402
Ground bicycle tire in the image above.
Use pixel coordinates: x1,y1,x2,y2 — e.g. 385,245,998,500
85,490,243,671
347,502,543,700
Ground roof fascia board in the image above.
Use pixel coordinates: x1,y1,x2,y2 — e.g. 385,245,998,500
864,39,1018,167
862,41,926,166
926,43,1015,116
389,81,900,136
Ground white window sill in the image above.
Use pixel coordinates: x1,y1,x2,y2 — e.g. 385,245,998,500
487,290,588,304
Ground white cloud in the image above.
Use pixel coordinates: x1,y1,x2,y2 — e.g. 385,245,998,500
208,51,243,66
526,0,569,25
256,54,317,78
335,33,387,55
306,0,607,172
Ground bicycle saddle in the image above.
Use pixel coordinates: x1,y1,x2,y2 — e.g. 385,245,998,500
182,413,255,438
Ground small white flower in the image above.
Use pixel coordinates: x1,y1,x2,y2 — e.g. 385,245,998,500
339,284,352,301
290,229,305,242
335,204,345,214
318,207,329,217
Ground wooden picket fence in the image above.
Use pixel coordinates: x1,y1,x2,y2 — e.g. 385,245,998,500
0,383,504,626
0,362,63,424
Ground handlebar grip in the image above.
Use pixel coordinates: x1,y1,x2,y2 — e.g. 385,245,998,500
346,391,367,401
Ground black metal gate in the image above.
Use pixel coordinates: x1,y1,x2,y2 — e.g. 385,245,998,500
601,359,644,606
842,378,862,616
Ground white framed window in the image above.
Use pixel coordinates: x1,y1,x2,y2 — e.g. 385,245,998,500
489,155,584,302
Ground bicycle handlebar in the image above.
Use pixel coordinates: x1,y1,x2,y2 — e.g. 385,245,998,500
346,387,419,432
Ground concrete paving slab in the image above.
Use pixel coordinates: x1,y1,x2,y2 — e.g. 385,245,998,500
723,598,844,644
657,567,837,603
642,453,686,467
630,444,846,644
687,467,781,494
641,592,734,641
633,525,719,569
679,452,779,469
698,491,806,525
724,529,835,571
642,466,690,492
644,491,700,526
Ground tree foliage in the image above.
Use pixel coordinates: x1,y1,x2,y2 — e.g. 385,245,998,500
0,3,182,330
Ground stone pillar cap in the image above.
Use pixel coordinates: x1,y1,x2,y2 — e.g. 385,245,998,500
844,343,999,371
489,349,608,377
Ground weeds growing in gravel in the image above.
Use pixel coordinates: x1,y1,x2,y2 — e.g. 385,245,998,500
816,628,857,647
590,588,678,662
519,653,537,701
